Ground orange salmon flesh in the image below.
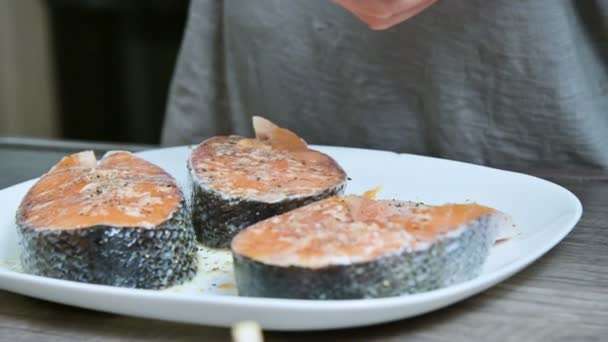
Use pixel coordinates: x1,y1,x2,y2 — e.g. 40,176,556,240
190,136,346,202
18,151,182,230
232,196,497,268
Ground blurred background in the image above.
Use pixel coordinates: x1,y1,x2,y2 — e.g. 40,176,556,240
0,0,190,145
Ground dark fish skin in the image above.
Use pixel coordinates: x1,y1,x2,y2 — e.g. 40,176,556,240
16,202,198,289
232,214,499,299
190,172,346,249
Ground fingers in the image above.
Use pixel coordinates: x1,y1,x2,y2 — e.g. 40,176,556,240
333,0,438,30
334,0,424,18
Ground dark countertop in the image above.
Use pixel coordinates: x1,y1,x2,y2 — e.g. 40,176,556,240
1,137,607,341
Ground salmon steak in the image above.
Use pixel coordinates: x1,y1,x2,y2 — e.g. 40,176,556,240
16,151,197,289
188,117,347,248
231,195,510,299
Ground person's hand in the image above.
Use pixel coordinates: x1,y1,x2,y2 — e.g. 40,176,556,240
332,0,438,30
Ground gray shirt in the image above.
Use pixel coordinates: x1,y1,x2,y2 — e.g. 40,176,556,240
161,0,608,168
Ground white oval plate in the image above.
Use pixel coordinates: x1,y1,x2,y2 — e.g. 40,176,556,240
0,146,582,331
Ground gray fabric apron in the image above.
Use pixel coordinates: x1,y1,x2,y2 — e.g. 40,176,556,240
161,0,608,168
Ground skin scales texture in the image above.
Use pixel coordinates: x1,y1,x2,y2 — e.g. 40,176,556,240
231,196,507,299
189,117,348,248
189,174,346,249
15,151,197,289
